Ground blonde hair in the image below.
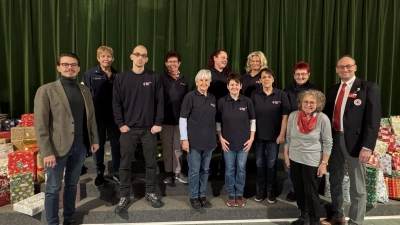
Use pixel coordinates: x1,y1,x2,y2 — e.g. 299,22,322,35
97,46,114,57
245,51,268,73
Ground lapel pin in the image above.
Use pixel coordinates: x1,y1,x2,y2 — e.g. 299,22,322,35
354,99,362,106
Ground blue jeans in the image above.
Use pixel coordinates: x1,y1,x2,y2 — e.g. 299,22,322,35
93,120,121,174
254,139,280,193
223,149,248,196
45,143,87,225
187,148,213,198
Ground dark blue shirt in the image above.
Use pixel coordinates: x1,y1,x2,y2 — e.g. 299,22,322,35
161,72,189,125
208,68,228,100
252,88,291,140
81,65,118,122
241,73,262,98
180,90,216,150
283,81,320,112
217,94,255,151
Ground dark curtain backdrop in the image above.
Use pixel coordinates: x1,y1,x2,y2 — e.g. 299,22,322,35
0,0,399,117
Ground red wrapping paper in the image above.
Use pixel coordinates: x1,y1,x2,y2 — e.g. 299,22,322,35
387,177,400,200
0,175,10,207
20,114,34,127
7,149,38,180
0,132,11,139
366,152,380,168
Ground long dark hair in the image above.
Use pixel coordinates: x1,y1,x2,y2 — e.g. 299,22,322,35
206,49,230,74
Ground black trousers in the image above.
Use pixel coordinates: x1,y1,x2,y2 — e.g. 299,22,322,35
290,159,321,222
119,129,157,197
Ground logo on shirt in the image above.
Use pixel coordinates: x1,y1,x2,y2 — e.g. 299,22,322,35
93,77,103,80
143,82,152,86
239,107,247,111
210,103,216,107
354,99,362,106
256,81,261,84
180,82,187,86
272,101,281,104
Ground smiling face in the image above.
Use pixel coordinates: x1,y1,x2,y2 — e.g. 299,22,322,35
336,56,357,82
165,56,181,74
249,56,261,72
97,51,114,68
196,77,210,93
213,51,228,70
57,56,80,78
227,79,242,96
294,69,310,85
260,71,274,88
301,94,317,115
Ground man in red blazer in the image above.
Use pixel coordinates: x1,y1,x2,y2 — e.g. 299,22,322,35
321,56,381,225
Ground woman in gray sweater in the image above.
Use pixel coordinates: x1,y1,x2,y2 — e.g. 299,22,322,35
284,90,332,225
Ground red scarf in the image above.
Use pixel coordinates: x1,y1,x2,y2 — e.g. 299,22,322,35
297,110,318,134
170,71,180,80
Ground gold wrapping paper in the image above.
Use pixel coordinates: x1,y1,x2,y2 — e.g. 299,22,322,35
11,140,23,150
23,138,38,149
10,127,25,141
23,127,36,139
0,138,10,144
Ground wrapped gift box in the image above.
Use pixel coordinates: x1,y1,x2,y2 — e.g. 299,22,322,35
377,170,389,203
59,183,81,208
0,143,13,155
0,138,10,144
2,119,18,131
391,116,400,135
366,165,379,207
13,192,44,216
8,149,38,180
324,173,350,202
23,127,36,139
391,153,400,171
10,127,25,141
0,175,10,207
366,152,380,168
381,118,391,127
0,143,14,175
22,138,38,150
376,152,392,176
10,172,35,204
387,177,400,200
374,140,389,154
36,153,45,182
20,114,34,127
0,131,11,139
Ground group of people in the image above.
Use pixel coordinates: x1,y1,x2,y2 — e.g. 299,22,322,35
33,45,381,225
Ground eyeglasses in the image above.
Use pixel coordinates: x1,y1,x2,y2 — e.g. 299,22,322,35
336,64,355,70
60,63,79,68
132,52,148,58
302,101,316,105
294,73,309,77
167,60,179,64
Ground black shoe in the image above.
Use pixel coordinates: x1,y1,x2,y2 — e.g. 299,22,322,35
114,197,131,214
94,171,105,186
286,191,296,202
63,220,77,225
267,191,277,204
254,191,266,202
291,211,310,225
163,172,173,184
174,172,188,184
190,198,202,209
145,193,163,208
113,174,120,183
200,197,212,208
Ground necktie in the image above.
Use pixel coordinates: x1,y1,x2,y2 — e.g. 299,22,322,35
333,83,347,131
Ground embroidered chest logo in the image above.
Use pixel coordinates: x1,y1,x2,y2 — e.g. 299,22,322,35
239,107,247,111
210,103,216,107
272,101,281,104
143,82,152,86
180,82,187,86
256,81,261,84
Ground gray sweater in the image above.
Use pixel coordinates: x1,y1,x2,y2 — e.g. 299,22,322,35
284,111,333,167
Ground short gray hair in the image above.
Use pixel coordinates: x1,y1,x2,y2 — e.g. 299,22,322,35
195,69,212,82
297,90,326,112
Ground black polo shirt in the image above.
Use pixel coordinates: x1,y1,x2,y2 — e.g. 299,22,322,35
252,88,291,140
161,72,189,125
283,81,320,112
241,72,262,98
208,68,228,100
180,90,217,150
217,94,255,151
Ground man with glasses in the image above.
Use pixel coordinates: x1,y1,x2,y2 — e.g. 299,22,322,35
283,61,320,202
34,52,99,225
321,56,381,225
113,45,164,213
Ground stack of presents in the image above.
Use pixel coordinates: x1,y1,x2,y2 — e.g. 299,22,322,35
324,116,400,207
0,113,80,216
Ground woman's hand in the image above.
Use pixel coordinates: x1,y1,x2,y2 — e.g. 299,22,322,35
182,140,190,152
244,138,254,152
220,137,230,152
276,134,285,144
317,164,327,177
284,153,290,168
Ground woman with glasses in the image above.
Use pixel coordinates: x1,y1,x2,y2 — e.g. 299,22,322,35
283,61,320,202
284,90,332,225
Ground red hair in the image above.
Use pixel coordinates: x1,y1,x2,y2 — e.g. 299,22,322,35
293,61,310,73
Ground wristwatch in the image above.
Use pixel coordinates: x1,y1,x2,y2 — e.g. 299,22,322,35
321,160,328,165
